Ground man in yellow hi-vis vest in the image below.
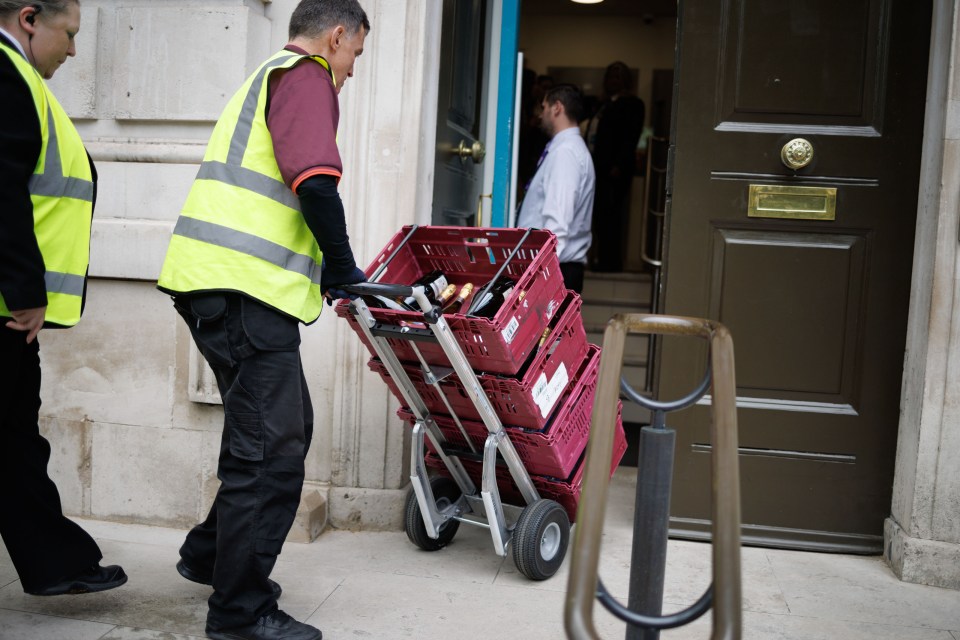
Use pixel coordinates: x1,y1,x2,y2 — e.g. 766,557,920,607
157,1,369,638
0,0,127,599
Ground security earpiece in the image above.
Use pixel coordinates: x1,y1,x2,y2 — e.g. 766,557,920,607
26,4,42,24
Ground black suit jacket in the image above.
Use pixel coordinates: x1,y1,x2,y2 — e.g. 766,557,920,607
0,31,46,313
593,94,645,179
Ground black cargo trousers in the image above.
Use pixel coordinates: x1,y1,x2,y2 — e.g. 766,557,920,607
173,292,313,631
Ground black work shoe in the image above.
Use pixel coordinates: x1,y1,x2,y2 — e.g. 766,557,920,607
206,609,321,640
26,564,127,596
177,559,282,598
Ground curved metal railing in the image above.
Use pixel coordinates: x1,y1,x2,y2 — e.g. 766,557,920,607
564,314,742,640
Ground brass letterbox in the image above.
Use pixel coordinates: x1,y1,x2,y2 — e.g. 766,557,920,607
748,184,837,221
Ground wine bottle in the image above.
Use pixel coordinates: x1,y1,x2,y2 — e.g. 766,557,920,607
402,270,450,310
515,325,552,378
435,283,458,308
466,277,517,318
536,326,552,350
443,282,474,314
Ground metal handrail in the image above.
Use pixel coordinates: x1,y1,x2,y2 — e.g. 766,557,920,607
640,136,668,269
564,313,742,640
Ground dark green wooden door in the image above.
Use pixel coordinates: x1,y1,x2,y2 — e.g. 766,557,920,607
661,0,931,552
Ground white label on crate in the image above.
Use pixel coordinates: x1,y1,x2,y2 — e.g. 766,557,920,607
532,363,569,418
502,316,520,344
546,298,558,321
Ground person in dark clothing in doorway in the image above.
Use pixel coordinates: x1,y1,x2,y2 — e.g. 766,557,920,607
587,61,645,272
0,0,128,598
156,1,369,639
517,71,554,202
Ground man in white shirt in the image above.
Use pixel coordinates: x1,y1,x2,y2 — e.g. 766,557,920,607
517,83,596,293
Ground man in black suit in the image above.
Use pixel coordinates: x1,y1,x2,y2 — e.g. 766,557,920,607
587,61,645,272
0,0,127,597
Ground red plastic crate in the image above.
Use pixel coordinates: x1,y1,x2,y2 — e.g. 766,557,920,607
400,345,603,479
336,226,567,375
368,291,588,429
424,401,626,523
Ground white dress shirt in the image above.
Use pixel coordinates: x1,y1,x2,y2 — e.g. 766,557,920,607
517,126,596,264
0,26,27,59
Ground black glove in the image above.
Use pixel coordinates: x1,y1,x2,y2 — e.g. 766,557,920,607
321,265,367,305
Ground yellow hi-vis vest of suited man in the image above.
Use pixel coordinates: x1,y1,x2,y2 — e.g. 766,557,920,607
158,51,336,324
0,41,93,327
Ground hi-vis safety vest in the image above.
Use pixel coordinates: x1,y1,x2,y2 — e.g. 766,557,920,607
0,40,93,327
158,51,336,324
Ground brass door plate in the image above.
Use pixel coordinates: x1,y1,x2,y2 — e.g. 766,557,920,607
748,184,837,220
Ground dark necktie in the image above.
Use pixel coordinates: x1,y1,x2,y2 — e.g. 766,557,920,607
517,143,551,214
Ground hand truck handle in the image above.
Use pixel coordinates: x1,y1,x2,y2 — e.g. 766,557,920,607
341,282,414,298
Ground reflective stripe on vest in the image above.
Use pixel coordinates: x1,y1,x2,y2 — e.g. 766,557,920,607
158,51,335,324
192,52,303,211
29,107,94,202
227,54,297,165
194,161,300,211
172,217,323,286
0,40,93,327
45,271,86,297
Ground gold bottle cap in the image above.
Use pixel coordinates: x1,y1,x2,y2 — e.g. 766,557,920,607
538,326,551,346
438,283,458,303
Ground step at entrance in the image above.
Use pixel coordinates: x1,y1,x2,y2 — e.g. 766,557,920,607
581,271,654,431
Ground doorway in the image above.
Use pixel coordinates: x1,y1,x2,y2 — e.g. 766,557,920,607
661,0,931,552
509,0,932,553
516,0,678,449
518,0,677,276
431,0,489,227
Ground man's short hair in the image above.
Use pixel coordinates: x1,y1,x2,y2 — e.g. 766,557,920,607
544,84,587,124
0,0,78,18
289,0,370,40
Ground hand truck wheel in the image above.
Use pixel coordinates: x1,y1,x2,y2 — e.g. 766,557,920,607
512,499,570,580
404,476,462,551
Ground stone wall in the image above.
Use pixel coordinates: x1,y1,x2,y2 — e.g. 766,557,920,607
886,0,960,590
39,0,440,536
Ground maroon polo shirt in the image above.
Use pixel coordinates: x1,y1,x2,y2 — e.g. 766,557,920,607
267,45,343,192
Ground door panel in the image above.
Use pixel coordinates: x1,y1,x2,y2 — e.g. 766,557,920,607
710,227,866,401
662,0,930,551
432,0,487,226
720,0,882,123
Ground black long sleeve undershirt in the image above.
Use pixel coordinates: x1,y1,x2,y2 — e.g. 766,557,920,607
296,174,359,278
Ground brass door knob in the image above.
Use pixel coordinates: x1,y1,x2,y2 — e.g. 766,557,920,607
781,138,814,170
456,139,486,164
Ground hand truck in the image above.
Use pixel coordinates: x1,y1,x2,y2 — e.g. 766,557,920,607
341,280,572,581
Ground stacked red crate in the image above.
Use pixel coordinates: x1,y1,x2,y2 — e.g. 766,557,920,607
396,345,603,478
336,225,627,519
335,226,567,374
368,291,589,430
424,402,627,524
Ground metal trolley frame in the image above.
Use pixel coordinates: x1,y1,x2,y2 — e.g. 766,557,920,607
342,280,571,580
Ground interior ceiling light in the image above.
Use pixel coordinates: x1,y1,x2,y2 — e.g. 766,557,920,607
570,0,605,4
